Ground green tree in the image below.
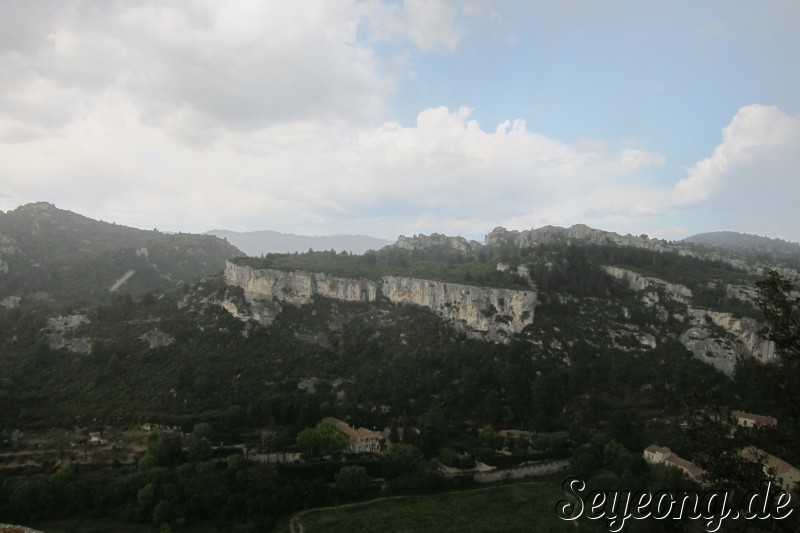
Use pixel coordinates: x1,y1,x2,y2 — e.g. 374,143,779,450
757,270,800,358
335,465,370,501
139,433,185,469
186,423,213,462
295,422,347,458
383,443,424,478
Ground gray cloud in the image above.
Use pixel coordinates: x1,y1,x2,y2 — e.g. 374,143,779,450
0,1,397,135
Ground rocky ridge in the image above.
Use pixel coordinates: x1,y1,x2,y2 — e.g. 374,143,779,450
601,265,776,375
397,225,799,281
394,233,481,253
486,224,673,252
222,261,537,342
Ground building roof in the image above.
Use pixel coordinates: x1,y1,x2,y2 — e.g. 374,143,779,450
665,454,706,480
740,447,799,477
731,411,777,426
322,417,381,441
645,444,671,455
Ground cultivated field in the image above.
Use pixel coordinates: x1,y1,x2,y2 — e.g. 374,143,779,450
284,481,607,532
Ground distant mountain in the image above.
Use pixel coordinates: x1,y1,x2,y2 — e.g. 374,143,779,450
684,231,800,252
0,202,243,305
206,229,392,256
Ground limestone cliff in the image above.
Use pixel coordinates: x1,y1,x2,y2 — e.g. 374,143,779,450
599,264,775,375
601,266,692,303
223,261,378,325
486,225,673,253
394,233,481,253
222,261,536,341
680,309,776,376
381,276,536,341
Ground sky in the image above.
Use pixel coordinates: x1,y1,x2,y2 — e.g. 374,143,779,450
1,0,799,242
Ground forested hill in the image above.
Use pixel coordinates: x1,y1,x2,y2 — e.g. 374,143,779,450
684,231,800,255
2,224,800,530
0,202,244,305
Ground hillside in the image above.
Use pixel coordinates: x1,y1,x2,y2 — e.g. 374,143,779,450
684,230,800,256
0,202,244,306
2,224,796,427
1,222,799,531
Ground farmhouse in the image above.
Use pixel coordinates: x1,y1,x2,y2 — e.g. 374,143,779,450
730,410,777,428
644,444,705,483
739,447,800,490
323,417,382,453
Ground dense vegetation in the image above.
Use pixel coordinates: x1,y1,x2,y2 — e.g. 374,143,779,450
1,214,799,530
0,202,242,304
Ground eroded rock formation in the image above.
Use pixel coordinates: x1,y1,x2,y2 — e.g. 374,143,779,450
222,261,536,341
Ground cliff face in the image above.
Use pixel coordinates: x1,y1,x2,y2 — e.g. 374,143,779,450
224,261,378,306
600,265,775,375
223,262,536,341
601,266,692,303
394,233,481,253
223,261,378,326
381,276,536,341
486,225,673,253
680,309,775,376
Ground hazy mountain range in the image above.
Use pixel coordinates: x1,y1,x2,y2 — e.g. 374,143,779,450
206,229,392,256
684,231,800,252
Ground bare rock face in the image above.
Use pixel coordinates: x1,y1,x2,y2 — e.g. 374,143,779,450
680,308,776,376
0,296,21,309
601,266,692,303
599,264,776,375
394,233,480,253
381,276,536,341
43,314,92,354
222,262,537,342
224,261,378,306
222,261,378,326
486,225,672,252
139,330,175,349
47,314,89,332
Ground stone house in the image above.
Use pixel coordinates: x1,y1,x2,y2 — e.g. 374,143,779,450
644,444,705,483
739,447,800,490
730,410,777,428
323,417,382,453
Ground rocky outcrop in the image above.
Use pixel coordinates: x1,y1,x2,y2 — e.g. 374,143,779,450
497,263,537,289
223,261,378,326
47,314,89,332
486,225,674,253
0,296,20,309
222,262,537,341
679,309,776,376
224,261,377,306
598,265,775,374
139,329,175,349
394,233,480,253
485,224,800,277
600,266,692,303
43,314,91,354
47,334,92,354
381,276,536,341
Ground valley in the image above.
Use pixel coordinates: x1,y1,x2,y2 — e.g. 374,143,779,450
0,205,798,531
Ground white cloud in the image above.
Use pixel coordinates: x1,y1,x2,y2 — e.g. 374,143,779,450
0,98,666,239
0,0,396,139
2,3,798,243
617,104,800,241
359,0,464,51
669,104,800,209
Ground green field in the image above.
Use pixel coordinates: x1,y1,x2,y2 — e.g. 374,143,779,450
284,482,607,533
